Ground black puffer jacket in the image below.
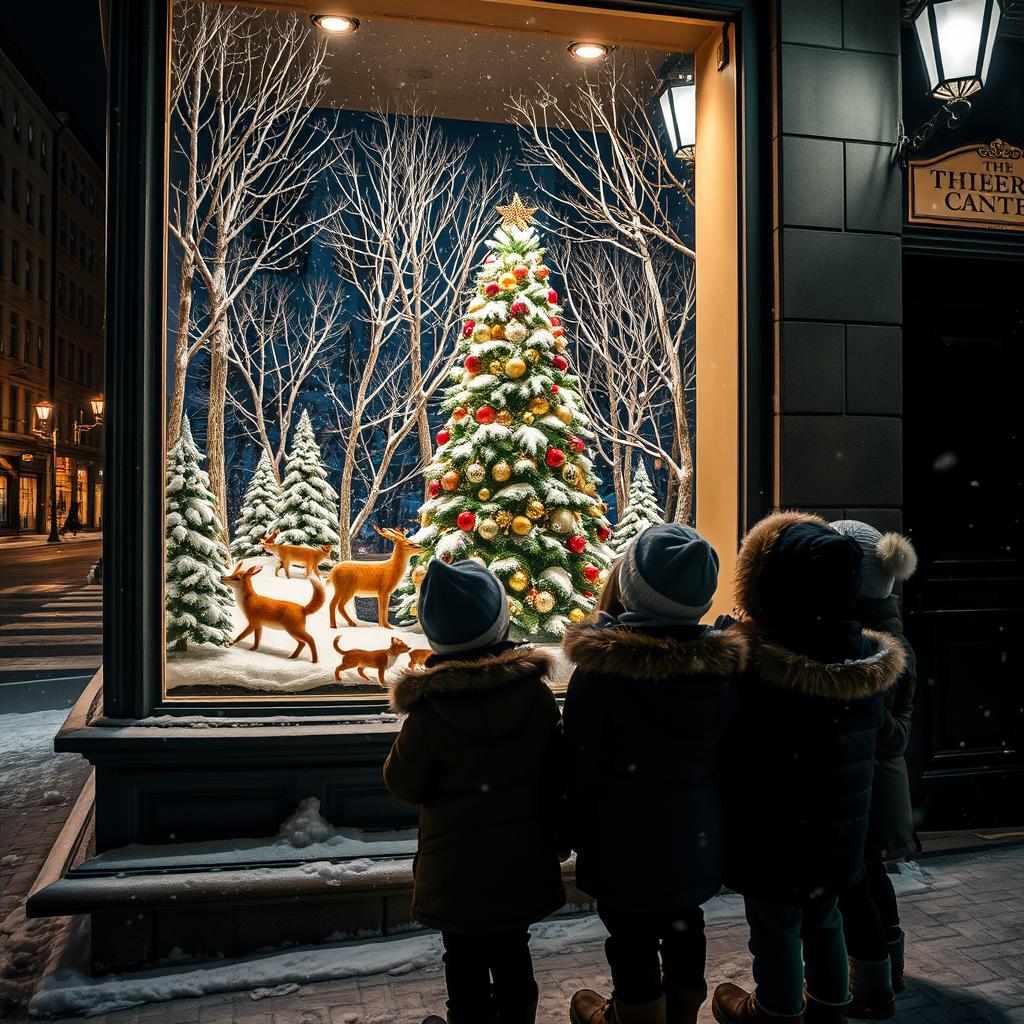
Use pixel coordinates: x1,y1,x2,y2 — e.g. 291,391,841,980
561,618,746,911
856,595,919,862
722,512,907,904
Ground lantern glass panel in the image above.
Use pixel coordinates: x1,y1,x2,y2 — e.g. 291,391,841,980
670,82,696,154
933,0,987,81
914,9,940,93
980,3,1000,81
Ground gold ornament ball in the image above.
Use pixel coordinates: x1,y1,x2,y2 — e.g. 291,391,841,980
562,463,582,486
521,411,535,425
441,469,461,492
492,461,512,482
478,487,491,501
473,324,491,343
568,607,586,623
499,272,518,290
495,510,513,529
490,358,506,375
477,517,499,540
505,356,527,379
508,569,529,592
495,409,513,426
554,338,567,352
525,347,541,364
466,462,486,483
549,508,575,534
409,603,418,618
525,498,545,521
528,396,550,416
467,296,486,314
452,405,468,421
511,515,533,536
412,564,427,587
555,405,573,425
490,324,506,340
534,590,556,614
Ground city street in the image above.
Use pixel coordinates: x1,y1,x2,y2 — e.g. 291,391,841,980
0,537,103,684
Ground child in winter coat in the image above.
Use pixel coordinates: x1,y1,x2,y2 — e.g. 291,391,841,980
713,512,907,1024
562,524,747,1024
383,559,565,1024
830,521,919,1019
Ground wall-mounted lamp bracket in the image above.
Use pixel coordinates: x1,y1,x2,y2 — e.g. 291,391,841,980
895,98,972,168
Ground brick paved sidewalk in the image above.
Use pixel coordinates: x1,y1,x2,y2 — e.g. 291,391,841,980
38,844,1024,1024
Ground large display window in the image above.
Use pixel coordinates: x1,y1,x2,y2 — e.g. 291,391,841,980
159,0,743,704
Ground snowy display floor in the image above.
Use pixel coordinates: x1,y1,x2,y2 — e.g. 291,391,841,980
165,557,427,697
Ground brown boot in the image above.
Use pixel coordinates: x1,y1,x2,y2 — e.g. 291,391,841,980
571,991,667,1024
804,994,848,1024
661,973,707,1024
712,984,804,1024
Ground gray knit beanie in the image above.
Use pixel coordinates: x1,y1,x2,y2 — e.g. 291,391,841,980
419,559,511,654
618,523,719,623
830,520,918,600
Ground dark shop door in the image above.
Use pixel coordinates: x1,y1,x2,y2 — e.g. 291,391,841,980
903,254,1024,830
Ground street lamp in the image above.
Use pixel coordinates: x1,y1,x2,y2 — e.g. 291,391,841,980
898,0,1002,164
657,62,696,162
32,400,61,544
76,397,105,443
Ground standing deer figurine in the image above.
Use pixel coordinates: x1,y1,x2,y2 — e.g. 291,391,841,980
221,563,325,663
260,530,332,578
328,524,424,629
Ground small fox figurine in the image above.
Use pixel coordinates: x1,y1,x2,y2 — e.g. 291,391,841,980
260,531,332,578
328,524,424,629
221,562,325,663
406,648,433,670
333,635,411,685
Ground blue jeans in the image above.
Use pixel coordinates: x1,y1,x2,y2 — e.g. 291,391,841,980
744,896,849,1015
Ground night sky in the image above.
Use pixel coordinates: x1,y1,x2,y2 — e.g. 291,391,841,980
0,2,106,163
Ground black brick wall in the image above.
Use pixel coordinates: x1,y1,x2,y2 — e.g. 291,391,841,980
773,0,904,533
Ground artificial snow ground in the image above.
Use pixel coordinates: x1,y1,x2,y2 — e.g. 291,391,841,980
165,557,426,695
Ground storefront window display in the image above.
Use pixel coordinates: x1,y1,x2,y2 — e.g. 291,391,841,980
163,0,740,704
19,474,37,531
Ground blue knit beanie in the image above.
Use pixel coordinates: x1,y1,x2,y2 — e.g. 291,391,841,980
618,524,720,623
419,559,511,654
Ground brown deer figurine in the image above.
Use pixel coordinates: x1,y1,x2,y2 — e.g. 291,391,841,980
260,530,332,578
333,635,411,685
221,563,325,663
328,524,424,629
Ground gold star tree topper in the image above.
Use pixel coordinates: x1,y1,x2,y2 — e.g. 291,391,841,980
496,193,539,230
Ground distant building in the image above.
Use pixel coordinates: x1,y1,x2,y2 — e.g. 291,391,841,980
0,47,104,534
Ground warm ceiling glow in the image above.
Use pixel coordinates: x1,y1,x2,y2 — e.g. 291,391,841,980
568,42,610,62
311,14,360,33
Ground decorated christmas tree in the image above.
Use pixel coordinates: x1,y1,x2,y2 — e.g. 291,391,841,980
394,196,614,638
231,449,283,558
610,461,665,556
271,409,340,560
165,415,235,651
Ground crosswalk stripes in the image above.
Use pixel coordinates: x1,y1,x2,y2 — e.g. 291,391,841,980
0,584,103,681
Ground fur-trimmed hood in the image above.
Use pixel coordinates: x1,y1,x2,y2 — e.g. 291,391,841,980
389,645,554,714
736,623,906,702
563,621,748,680
734,510,831,621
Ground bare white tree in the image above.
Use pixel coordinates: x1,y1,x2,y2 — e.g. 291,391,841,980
167,0,333,529
225,277,346,482
321,110,506,558
509,64,697,520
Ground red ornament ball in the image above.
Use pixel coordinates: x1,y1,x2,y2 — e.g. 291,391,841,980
550,316,561,328
436,429,450,445
583,564,600,582
476,405,496,424
547,289,558,304
464,354,481,373
441,553,454,564
457,511,477,532
551,384,559,394
567,534,587,554
485,282,500,297
597,525,611,542
428,480,441,498
551,354,569,371
569,435,585,453
513,265,530,280
545,447,565,468
583,591,594,599
462,320,475,338
510,301,528,318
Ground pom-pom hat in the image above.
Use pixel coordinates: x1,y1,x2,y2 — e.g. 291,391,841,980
830,520,918,600
419,559,511,654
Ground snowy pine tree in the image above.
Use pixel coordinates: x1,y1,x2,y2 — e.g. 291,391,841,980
231,449,282,558
393,197,614,639
610,462,665,556
272,409,340,560
165,415,235,651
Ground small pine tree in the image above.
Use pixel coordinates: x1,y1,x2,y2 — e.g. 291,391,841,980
165,415,235,651
610,462,665,556
272,409,340,560
232,449,282,558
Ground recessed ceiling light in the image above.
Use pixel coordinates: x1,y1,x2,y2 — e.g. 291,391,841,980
311,14,360,33
568,41,611,61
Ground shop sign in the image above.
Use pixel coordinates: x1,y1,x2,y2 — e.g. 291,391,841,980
909,139,1024,232
20,453,36,464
